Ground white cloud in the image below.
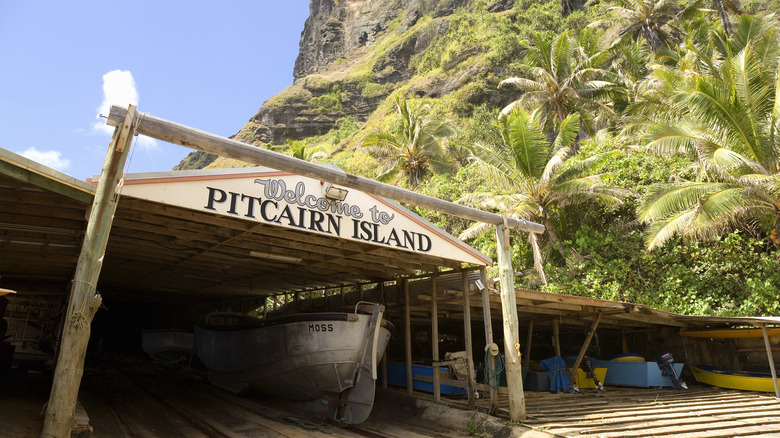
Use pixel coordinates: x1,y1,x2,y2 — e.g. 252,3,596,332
19,147,71,172
93,70,158,151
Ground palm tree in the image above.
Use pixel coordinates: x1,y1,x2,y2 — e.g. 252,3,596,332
498,30,617,137
287,140,323,162
361,96,454,187
589,0,691,52
460,109,629,283
712,0,742,37
636,15,780,249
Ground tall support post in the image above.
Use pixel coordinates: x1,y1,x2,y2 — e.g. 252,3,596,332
524,320,534,368
42,105,137,438
495,220,526,421
431,273,440,402
552,318,562,357
403,278,413,396
479,267,493,345
758,324,780,398
479,266,497,404
462,269,476,409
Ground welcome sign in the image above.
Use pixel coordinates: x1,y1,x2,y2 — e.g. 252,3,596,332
115,168,489,266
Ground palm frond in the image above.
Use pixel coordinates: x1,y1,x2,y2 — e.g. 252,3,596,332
644,123,699,156
644,209,697,250
458,221,493,241
638,181,732,221
529,232,547,285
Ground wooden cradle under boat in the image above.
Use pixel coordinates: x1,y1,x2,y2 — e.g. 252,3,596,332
194,302,392,425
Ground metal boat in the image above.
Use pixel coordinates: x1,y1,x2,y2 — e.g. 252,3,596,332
194,302,392,425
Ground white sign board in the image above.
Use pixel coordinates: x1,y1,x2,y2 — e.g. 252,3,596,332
116,168,490,266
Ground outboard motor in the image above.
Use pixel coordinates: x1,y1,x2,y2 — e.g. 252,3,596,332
581,356,604,391
656,352,687,390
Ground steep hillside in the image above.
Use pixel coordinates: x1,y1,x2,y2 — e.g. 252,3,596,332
170,0,780,317
175,0,523,171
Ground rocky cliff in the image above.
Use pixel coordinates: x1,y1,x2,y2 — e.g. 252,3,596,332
176,0,516,170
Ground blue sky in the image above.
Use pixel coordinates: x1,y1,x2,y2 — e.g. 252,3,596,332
0,1,310,180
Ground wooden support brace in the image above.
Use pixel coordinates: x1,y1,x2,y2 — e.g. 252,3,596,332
107,105,545,233
495,221,525,421
431,273,440,402
758,323,780,399
569,312,603,383
462,269,476,409
42,104,136,438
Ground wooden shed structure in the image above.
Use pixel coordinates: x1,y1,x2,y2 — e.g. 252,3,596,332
2,106,779,438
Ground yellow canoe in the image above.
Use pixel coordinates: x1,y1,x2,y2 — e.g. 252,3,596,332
691,366,779,392
681,328,780,338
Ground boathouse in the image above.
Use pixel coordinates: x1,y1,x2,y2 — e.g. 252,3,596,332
2,106,779,437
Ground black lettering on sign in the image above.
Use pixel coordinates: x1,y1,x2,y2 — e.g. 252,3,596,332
308,323,335,332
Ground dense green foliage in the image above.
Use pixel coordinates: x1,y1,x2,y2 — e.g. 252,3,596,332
260,0,780,316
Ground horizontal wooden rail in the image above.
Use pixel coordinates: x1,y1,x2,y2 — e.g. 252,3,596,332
107,105,545,234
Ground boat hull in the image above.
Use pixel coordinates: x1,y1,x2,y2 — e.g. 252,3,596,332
591,359,684,388
691,366,779,392
141,329,195,357
195,308,391,424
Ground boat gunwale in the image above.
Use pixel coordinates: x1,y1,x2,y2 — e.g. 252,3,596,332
195,311,395,333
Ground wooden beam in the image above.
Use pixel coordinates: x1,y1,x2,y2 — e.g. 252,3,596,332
107,106,544,234
403,278,413,396
495,222,525,421
479,267,498,406
758,323,780,398
42,105,136,438
431,273,440,402
0,151,94,205
479,267,493,346
524,320,534,368
552,318,561,358
462,269,476,409
569,312,603,384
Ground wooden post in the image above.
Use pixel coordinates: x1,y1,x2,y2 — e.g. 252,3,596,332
495,221,525,421
462,269,476,409
107,106,545,234
758,324,780,398
552,318,561,358
524,320,534,368
431,273,440,402
569,313,603,384
479,267,493,345
403,278,413,396
479,266,497,404
42,104,136,438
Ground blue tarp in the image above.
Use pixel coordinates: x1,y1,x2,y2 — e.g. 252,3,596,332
541,356,570,393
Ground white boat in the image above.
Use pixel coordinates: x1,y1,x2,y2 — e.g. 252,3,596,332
141,329,196,364
194,302,392,425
